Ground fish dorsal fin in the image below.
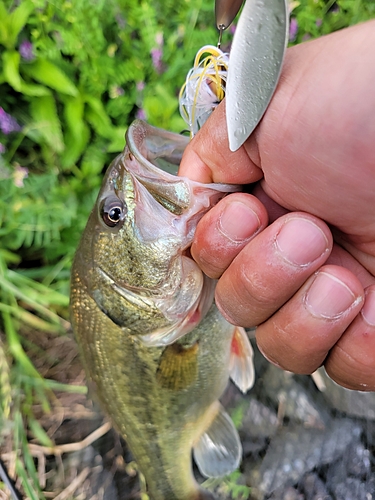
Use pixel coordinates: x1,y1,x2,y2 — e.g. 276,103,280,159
229,326,255,393
193,404,242,477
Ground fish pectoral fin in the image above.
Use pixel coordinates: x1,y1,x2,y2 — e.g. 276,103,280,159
229,326,255,393
156,342,199,390
193,403,242,478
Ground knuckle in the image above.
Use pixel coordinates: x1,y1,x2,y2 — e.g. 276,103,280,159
241,267,285,309
194,248,226,279
326,341,375,391
257,318,327,374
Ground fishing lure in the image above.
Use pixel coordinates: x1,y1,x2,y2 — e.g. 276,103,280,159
179,45,229,137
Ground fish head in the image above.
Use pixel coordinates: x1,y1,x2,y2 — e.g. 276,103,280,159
74,121,238,344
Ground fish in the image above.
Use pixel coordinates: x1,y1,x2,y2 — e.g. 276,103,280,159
70,120,254,500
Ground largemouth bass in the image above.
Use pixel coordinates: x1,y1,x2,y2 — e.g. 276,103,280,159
70,120,254,500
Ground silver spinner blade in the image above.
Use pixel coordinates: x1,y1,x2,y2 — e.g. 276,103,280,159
226,0,289,151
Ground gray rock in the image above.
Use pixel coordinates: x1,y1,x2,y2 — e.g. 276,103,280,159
325,444,372,499
331,477,375,500
348,444,371,478
267,485,304,500
241,398,279,435
246,419,362,496
317,368,375,420
260,365,330,428
240,397,279,455
300,472,332,500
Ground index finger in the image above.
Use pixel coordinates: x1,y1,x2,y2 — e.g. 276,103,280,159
178,100,263,184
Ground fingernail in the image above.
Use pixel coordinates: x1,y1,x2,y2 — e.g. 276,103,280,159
362,290,375,326
218,201,260,243
275,218,329,266
305,271,359,319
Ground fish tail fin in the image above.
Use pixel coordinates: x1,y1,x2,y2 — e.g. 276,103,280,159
229,326,255,393
193,403,242,478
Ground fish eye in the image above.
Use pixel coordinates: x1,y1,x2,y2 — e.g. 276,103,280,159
100,197,126,228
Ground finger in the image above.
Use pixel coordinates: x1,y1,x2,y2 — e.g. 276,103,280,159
256,265,365,374
191,193,268,279
325,285,375,391
215,213,332,326
331,232,375,278
326,243,375,289
252,183,289,223
178,100,263,184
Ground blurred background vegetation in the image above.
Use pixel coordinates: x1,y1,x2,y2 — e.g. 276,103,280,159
0,0,374,498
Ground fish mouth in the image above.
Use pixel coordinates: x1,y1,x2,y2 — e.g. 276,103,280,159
97,260,215,347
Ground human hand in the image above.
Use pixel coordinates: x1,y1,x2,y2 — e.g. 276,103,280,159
179,20,375,391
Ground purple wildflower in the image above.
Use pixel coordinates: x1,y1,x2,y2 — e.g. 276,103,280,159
13,165,29,188
229,24,236,35
0,108,22,134
135,108,147,120
136,81,145,92
150,31,164,73
19,40,35,61
115,13,126,30
289,17,298,42
155,32,164,47
109,85,125,99
151,47,163,73
316,18,322,28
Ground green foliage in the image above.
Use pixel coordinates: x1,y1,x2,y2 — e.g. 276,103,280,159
203,470,252,499
0,0,34,50
288,0,375,44
0,248,85,498
0,0,220,263
0,0,374,496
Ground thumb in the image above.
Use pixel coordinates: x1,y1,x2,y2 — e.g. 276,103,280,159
178,100,263,184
